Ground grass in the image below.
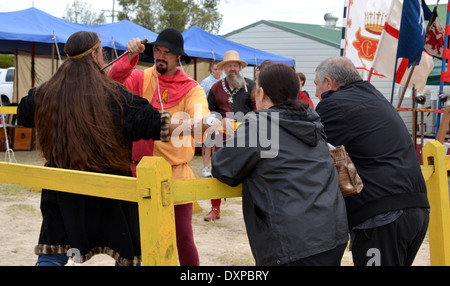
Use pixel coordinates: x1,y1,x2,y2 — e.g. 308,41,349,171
0,183,35,202
5,204,37,218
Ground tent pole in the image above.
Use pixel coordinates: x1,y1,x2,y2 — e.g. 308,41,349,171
52,42,55,75
14,50,19,104
31,42,35,88
194,57,197,81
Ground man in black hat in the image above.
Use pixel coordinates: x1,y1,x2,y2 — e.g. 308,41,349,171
108,28,211,266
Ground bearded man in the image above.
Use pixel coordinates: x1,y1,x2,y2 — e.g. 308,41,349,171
204,50,256,221
207,51,256,120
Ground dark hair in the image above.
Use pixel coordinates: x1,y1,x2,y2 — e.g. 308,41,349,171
258,60,275,76
210,60,220,69
35,31,131,173
297,72,306,84
258,63,308,111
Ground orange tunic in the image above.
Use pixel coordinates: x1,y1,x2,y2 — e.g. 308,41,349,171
141,66,209,180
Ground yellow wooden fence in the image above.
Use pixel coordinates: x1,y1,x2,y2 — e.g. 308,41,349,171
421,141,450,266
1,106,449,266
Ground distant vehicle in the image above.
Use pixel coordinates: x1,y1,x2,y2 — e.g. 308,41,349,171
0,67,14,105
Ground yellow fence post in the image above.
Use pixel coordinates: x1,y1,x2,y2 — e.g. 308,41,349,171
136,156,178,266
422,141,450,266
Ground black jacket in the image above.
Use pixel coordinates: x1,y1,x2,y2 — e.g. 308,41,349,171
211,105,348,266
316,80,429,229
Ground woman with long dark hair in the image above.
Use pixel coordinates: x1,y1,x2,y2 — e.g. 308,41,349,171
17,31,203,266
211,63,348,266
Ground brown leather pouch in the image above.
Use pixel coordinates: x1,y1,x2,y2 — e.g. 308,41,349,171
329,145,363,197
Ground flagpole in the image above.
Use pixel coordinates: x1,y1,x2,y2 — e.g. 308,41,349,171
341,0,349,56
367,67,374,82
397,53,421,108
391,58,399,104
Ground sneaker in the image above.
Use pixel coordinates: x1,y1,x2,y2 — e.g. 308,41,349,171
201,166,212,178
204,208,220,221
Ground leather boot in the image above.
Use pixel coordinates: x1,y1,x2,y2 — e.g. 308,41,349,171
204,208,220,221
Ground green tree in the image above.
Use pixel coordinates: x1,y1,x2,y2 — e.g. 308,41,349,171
63,0,106,24
0,54,14,68
117,0,223,33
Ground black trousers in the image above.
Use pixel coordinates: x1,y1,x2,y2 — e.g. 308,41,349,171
282,243,348,266
351,208,429,266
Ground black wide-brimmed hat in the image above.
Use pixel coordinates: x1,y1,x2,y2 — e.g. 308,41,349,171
144,28,191,64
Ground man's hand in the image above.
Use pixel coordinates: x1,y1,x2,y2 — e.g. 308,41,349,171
127,38,146,62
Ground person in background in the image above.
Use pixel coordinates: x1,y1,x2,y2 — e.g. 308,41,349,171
254,65,261,84
256,61,314,109
200,60,222,178
297,72,314,109
297,72,309,96
204,50,256,221
314,56,429,266
108,28,213,266
211,63,348,266
200,60,223,97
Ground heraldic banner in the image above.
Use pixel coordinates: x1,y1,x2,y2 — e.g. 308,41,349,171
372,0,434,94
343,0,393,73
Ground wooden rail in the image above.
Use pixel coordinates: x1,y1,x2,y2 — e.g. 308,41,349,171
0,156,242,266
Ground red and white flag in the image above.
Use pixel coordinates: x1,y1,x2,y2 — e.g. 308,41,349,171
372,0,435,94
343,0,393,72
424,7,444,59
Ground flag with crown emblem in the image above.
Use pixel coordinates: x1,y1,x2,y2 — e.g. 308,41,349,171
343,0,393,72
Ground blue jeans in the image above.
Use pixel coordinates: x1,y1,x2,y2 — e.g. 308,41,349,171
36,254,69,266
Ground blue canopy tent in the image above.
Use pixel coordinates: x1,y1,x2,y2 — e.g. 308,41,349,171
182,25,295,67
0,7,157,101
0,7,157,58
0,7,80,55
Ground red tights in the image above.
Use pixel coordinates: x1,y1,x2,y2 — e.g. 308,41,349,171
175,203,199,266
211,199,221,209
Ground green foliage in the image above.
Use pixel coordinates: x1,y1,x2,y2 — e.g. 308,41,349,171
117,0,223,33
0,54,14,68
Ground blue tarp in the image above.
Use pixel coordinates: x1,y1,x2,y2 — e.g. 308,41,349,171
0,7,78,55
0,7,157,61
0,8,295,67
182,25,295,67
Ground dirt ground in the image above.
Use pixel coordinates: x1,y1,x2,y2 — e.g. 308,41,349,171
0,150,430,266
